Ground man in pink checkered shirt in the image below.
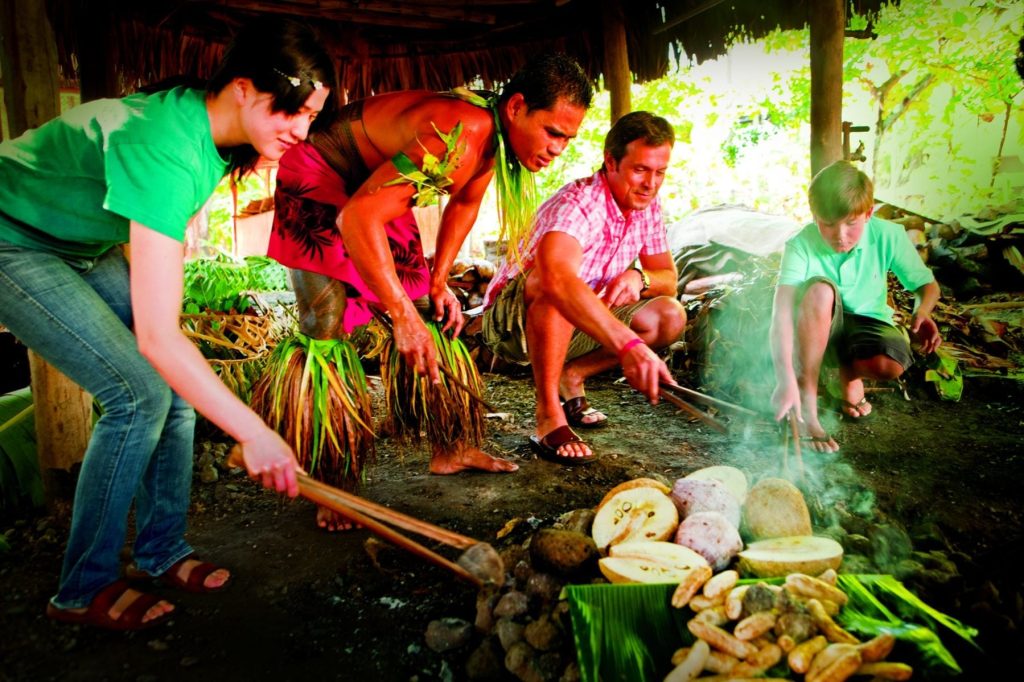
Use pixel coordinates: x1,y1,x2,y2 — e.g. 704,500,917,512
481,111,685,464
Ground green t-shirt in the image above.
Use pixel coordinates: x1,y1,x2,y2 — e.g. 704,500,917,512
777,215,935,324
0,86,228,257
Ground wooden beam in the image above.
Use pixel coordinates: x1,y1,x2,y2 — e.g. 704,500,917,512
809,0,845,176
0,0,60,137
76,0,121,101
1,0,92,505
601,0,631,123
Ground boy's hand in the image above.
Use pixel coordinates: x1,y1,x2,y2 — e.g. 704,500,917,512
771,378,802,422
910,314,941,355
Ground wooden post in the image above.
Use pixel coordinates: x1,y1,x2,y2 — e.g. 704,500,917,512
601,0,632,124
1,0,92,504
809,0,845,176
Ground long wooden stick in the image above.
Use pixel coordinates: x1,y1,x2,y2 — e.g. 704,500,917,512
660,382,757,417
659,391,729,433
787,410,805,481
229,446,477,549
298,473,477,550
297,478,483,588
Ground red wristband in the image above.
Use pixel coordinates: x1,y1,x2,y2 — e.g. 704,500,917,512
617,338,645,363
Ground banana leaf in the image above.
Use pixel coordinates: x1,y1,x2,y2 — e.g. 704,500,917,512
0,387,43,510
565,574,978,682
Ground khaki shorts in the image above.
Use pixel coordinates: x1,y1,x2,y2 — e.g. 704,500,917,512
797,276,913,369
481,273,654,364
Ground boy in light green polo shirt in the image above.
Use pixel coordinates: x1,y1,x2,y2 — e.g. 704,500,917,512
769,160,942,451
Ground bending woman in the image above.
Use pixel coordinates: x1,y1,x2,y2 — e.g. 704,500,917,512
0,18,334,630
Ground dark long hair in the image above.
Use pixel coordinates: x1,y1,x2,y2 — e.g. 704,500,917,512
209,17,337,178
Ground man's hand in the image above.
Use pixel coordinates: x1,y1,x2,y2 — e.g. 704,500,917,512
619,341,673,404
910,313,941,355
600,269,644,308
771,377,802,423
429,282,465,336
393,309,441,383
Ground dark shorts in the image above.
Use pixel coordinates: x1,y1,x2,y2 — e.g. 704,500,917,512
797,277,913,369
481,273,653,364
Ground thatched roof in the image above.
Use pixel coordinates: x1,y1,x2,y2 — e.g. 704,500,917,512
49,1,893,98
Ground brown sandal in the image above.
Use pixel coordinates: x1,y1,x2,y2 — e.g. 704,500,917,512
46,579,172,631
126,555,231,594
562,396,608,429
529,425,596,465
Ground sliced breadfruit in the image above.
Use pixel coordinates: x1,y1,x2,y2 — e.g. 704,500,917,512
599,542,708,584
591,487,679,551
684,465,749,505
595,477,672,513
742,477,812,540
737,535,844,578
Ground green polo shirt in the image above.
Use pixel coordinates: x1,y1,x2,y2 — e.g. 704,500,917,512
778,215,935,324
0,86,227,257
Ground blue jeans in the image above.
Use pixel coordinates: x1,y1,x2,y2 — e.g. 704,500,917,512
0,240,195,608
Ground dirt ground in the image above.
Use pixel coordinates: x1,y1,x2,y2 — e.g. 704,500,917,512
2,369,1023,681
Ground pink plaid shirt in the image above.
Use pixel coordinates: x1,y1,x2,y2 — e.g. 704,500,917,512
484,169,668,307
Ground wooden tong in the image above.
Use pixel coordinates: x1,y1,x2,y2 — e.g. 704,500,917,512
228,445,503,588
658,382,755,434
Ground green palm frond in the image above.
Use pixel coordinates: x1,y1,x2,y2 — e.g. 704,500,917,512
250,333,375,489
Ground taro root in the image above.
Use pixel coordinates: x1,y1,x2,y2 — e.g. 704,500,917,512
669,477,741,528
673,511,742,571
775,611,818,643
742,582,776,616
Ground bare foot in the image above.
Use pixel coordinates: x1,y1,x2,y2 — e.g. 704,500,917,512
317,505,357,532
430,444,519,474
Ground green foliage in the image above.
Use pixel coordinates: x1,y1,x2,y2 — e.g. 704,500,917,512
384,122,467,207
183,253,289,314
0,388,43,511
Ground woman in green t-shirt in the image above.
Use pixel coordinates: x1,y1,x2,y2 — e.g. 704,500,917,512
0,18,334,631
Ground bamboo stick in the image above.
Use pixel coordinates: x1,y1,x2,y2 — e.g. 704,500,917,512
659,391,729,434
660,382,758,417
787,410,805,482
298,479,483,588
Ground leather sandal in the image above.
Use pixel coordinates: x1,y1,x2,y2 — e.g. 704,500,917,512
529,425,596,465
125,555,231,594
46,579,172,631
561,396,608,429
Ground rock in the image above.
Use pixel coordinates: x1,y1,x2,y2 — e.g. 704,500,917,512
496,617,525,651
529,529,598,577
465,637,505,681
537,651,564,681
494,590,530,618
475,587,501,632
505,640,543,682
843,533,872,555
559,660,582,682
840,553,876,574
554,508,596,535
525,572,563,604
513,559,533,589
523,614,562,652
425,617,473,653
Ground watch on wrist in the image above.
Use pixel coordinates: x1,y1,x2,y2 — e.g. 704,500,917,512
633,265,650,293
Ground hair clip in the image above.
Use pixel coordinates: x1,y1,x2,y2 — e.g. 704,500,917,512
274,68,324,91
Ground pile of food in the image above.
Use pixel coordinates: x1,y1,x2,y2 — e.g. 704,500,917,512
582,468,929,681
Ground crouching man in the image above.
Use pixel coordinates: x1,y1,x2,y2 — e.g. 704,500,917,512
769,160,942,452
481,111,685,464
